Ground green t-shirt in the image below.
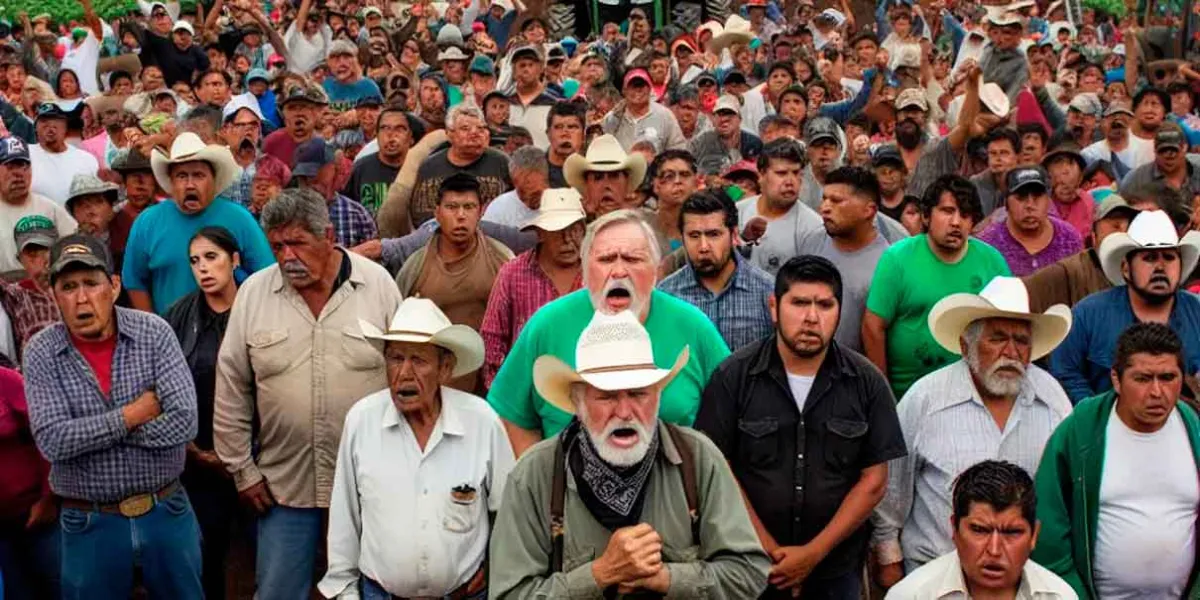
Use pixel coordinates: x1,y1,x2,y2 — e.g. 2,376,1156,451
487,289,731,437
865,234,1011,399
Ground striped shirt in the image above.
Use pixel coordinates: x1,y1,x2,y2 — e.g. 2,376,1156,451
871,360,1072,568
657,253,775,352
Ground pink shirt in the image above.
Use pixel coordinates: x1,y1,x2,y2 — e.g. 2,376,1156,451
80,131,109,168
1053,189,1097,242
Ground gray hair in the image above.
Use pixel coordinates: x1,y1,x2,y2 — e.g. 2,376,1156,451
962,320,986,350
510,146,549,176
446,103,485,130
580,209,662,286
260,188,332,237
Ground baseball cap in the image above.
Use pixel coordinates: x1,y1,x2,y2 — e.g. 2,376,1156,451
1005,166,1049,195
35,103,69,122
279,85,330,107
470,55,495,76
805,117,840,146
13,215,56,253
292,138,336,178
1104,101,1134,118
0,136,30,165
722,70,748,87
894,88,928,112
723,159,758,178
624,68,651,87
363,6,383,18
172,20,194,35
65,174,119,214
871,145,906,170
1094,194,1139,222
694,71,718,87
222,93,265,123
1067,93,1102,117
511,44,543,63
355,94,383,108
49,234,113,283
1156,126,1187,151
714,94,741,114
246,68,270,84
547,45,567,63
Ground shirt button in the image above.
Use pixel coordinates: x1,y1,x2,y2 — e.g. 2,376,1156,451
797,453,804,460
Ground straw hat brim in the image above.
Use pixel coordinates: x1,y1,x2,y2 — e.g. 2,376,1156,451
709,30,755,53
532,347,690,415
519,211,585,232
358,318,485,377
151,144,240,199
928,297,1072,360
563,152,647,195
1098,230,1200,286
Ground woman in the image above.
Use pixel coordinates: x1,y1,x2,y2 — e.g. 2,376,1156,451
165,227,242,600
55,69,84,101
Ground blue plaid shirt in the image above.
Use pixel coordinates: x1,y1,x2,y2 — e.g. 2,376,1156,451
658,253,776,352
329,192,378,248
223,161,257,211
23,308,197,503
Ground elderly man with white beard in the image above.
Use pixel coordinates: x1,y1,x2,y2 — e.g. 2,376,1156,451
870,276,1075,591
487,209,731,457
488,310,771,599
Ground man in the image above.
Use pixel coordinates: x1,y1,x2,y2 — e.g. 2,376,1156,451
1034,323,1200,598
977,166,1084,277
873,145,909,222
563,134,646,219
978,7,1027,100
740,62,794,133
1119,124,1200,200
193,70,233,109
437,46,471,95
659,190,774,351
469,55,497,108
885,460,1078,599
28,104,99,206
1043,142,1095,239
546,102,585,188
796,166,891,352
219,94,264,209
292,137,377,248
108,149,158,258
906,66,989,196
409,104,511,228
319,297,514,599
124,133,273,314
396,173,513,391
738,139,822,274
1128,88,1171,165
1023,195,1142,312
671,85,711,144
489,310,771,597
863,174,1011,399
342,109,414,217
214,188,402,600
1050,210,1200,403
696,255,907,598
0,136,75,277
486,209,731,456
759,115,800,144
690,94,763,178
799,117,844,212
141,20,210,87
483,147,549,228
24,234,201,598
248,155,291,217
262,85,327,168
1082,101,1140,180
1019,123,1050,165
507,44,560,150
602,68,686,153
0,216,61,354
969,128,1020,217
63,175,120,266
481,188,585,388
322,40,382,113
872,276,1073,582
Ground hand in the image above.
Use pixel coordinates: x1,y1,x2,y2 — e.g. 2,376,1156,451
877,561,904,588
187,443,229,476
618,567,671,594
24,494,58,530
350,239,382,259
239,480,276,514
122,389,161,429
742,216,768,245
591,523,663,587
768,544,825,590
875,49,890,72
965,63,982,88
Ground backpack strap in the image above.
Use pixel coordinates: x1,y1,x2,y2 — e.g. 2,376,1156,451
666,423,701,546
550,437,567,574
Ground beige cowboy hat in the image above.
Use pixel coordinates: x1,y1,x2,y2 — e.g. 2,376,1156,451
533,311,689,414
928,276,1072,361
359,297,484,377
563,134,647,194
709,14,755,53
520,188,586,232
979,81,1011,117
1099,209,1200,286
150,132,240,196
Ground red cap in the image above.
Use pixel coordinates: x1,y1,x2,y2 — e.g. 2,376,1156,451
472,21,485,33
723,159,758,178
623,68,651,87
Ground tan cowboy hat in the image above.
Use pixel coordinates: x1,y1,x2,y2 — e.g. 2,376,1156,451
563,134,647,194
358,297,484,377
928,276,1072,361
520,188,586,232
979,81,1011,117
533,311,689,415
1099,209,1200,286
150,132,240,196
709,15,755,53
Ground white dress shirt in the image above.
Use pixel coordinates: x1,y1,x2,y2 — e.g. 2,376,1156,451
872,360,1073,568
885,551,1078,600
318,386,516,599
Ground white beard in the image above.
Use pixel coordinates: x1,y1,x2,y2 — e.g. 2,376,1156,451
583,417,653,467
967,348,1027,398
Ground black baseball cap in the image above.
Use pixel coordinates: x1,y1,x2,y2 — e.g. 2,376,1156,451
1156,126,1187,152
0,136,30,165
871,145,906,170
1005,166,1049,196
49,234,113,283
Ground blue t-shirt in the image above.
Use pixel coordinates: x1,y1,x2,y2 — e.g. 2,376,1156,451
322,78,383,113
122,198,275,314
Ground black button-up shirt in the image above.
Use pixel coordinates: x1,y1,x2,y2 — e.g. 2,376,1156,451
695,337,907,583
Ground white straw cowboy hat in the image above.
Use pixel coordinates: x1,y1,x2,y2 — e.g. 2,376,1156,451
520,188,586,232
928,276,1072,361
359,297,485,377
533,311,689,415
151,132,240,196
979,81,1011,117
563,134,647,194
709,14,755,52
1099,209,1200,286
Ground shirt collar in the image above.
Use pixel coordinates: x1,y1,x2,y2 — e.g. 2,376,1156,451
683,252,752,293
932,551,1065,598
748,336,858,380
381,386,466,437
930,360,1041,412
270,248,363,293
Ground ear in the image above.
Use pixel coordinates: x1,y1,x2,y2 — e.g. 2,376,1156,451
959,335,970,356
1120,257,1131,282
110,274,122,299
232,251,242,270
768,293,779,325
325,224,336,244
438,352,457,383
1030,520,1041,550
1110,367,1122,395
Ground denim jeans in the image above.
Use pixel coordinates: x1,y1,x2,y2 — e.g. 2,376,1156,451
0,518,60,600
59,487,203,600
256,505,325,600
361,577,488,600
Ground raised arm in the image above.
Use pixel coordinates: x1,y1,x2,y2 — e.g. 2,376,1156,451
203,0,224,40
81,0,103,40
947,63,981,153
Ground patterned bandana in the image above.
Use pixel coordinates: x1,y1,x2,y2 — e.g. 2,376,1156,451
569,419,660,519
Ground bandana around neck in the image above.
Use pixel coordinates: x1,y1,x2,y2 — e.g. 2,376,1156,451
565,419,660,526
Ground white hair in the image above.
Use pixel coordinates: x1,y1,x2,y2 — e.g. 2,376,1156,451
579,209,663,287
570,382,654,466
446,103,485,130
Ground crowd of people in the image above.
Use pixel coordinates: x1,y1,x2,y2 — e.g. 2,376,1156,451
1,0,1200,597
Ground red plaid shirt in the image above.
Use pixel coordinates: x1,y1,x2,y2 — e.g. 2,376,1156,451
480,249,582,389
0,280,60,360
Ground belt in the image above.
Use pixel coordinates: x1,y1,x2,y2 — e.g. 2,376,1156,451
367,571,482,600
60,480,182,518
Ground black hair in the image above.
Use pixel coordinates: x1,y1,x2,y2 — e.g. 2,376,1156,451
1168,81,1194,96
190,226,242,259
547,101,586,130
756,138,807,173
775,255,843,307
649,148,697,181
951,460,1037,528
108,70,133,87
1113,322,1186,377
1017,122,1049,146
766,61,796,81
182,104,224,134
758,114,798,137
985,127,1021,153
678,189,738,233
846,113,871,133
375,107,416,135
193,68,233,89
920,174,984,223
437,172,481,203
1134,87,1171,112
823,166,881,206
848,31,879,48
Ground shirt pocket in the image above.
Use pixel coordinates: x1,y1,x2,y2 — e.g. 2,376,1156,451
340,326,385,372
442,488,483,534
737,417,780,468
823,418,868,471
247,329,293,379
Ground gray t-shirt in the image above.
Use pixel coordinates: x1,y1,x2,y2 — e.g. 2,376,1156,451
795,228,890,352
737,195,823,275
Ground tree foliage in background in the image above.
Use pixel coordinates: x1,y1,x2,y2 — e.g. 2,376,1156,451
0,0,201,24
1083,0,1129,17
